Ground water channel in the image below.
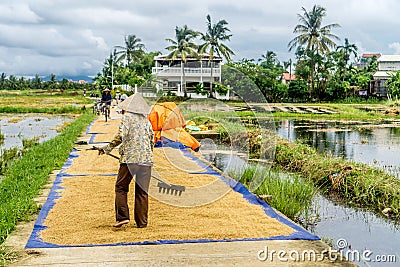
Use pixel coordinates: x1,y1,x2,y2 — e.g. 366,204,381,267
0,114,73,151
0,114,73,184
202,119,400,266
274,119,400,266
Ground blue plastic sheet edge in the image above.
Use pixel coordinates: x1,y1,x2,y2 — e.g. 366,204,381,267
26,141,319,249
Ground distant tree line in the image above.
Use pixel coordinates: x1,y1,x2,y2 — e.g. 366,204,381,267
1,6,392,101
0,73,94,92
94,7,383,102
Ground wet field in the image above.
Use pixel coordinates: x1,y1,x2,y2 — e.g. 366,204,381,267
201,118,400,266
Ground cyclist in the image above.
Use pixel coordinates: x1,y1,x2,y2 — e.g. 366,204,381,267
101,88,112,118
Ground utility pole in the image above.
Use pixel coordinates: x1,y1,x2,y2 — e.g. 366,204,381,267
111,61,114,90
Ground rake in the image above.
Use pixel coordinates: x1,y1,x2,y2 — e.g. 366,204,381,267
90,146,186,196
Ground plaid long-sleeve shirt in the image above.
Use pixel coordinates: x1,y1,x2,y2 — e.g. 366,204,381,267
104,112,154,165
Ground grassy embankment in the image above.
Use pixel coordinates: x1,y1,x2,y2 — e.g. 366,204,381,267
235,103,400,122
230,166,317,221
0,112,95,264
0,91,94,265
182,103,400,222
181,106,318,221
0,93,93,114
274,138,400,219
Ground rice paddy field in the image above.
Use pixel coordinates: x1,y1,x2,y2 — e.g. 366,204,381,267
1,91,400,266
0,91,93,113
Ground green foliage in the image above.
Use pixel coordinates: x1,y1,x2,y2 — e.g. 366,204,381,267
274,138,400,220
194,83,208,95
0,106,84,114
385,71,400,99
0,113,95,245
213,82,229,96
0,130,4,145
230,166,317,221
226,59,285,102
0,72,95,91
287,80,308,101
0,137,40,175
357,73,371,89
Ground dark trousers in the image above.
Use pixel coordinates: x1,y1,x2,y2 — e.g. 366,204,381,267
115,163,151,227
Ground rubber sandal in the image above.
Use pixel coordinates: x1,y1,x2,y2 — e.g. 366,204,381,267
113,220,129,228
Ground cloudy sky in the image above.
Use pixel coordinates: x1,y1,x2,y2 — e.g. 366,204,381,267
1,0,400,78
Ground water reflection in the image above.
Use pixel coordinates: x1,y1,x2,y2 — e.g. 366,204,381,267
303,194,400,267
205,132,400,267
0,114,72,150
275,119,400,178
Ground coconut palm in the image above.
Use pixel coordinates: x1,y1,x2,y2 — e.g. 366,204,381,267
259,51,279,68
199,14,235,97
336,38,358,66
288,5,340,98
115,35,145,66
165,25,199,97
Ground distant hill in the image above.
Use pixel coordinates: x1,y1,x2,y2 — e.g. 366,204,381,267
42,75,95,83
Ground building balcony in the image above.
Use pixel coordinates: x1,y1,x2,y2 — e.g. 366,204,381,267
152,67,221,77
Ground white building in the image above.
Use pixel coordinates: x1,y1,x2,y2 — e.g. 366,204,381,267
151,54,230,100
370,55,400,98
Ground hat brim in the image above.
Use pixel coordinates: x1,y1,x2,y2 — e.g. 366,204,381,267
118,93,151,114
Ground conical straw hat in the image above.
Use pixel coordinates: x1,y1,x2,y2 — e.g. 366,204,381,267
118,93,151,114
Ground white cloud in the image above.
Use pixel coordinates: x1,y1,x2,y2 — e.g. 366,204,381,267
1,0,400,77
0,3,42,24
389,43,400,54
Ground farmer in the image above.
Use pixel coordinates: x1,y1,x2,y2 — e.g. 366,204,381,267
101,88,112,105
115,91,121,104
99,93,154,228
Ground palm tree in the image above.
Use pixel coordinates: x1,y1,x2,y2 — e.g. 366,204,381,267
259,51,279,68
288,5,340,98
165,25,199,97
199,14,235,98
336,38,358,66
115,35,145,66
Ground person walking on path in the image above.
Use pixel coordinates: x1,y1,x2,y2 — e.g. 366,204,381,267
99,93,154,228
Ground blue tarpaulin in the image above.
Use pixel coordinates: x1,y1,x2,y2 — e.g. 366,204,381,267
26,136,319,249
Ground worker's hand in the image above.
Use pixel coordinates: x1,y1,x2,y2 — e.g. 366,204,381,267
98,148,105,155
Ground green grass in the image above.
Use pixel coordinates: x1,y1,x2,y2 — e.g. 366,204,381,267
274,138,400,220
0,130,4,145
0,112,95,248
228,102,400,121
0,137,42,175
0,106,86,114
0,245,20,266
230,166,317,222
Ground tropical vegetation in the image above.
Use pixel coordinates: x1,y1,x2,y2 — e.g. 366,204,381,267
165,25,200,97
0,113,95,264
1,5,396,103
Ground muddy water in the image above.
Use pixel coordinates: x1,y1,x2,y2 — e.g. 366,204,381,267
201,131,400,267
274,119,400,266
276,119,400,178
0,114,73,150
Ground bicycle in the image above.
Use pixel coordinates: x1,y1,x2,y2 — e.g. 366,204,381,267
101,101,111,122
93,101,101,115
